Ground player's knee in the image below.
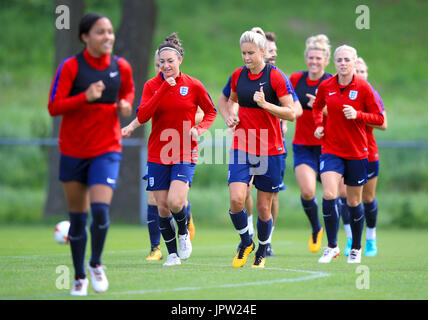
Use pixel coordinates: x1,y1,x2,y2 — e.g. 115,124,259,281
301,189,316,200
363,193,375,204
230,196,245,213
323,190,337,200
167,196,186,213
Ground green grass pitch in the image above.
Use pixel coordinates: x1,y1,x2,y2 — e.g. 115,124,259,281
1,224,427,300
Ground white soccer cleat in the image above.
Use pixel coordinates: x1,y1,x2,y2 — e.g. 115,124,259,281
347,248,362,264
178,233,192,260
163,253,181,266
87,264,109,293
318,246,340,263
70,278,88,296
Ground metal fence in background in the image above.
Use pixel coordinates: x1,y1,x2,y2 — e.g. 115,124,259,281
1,137,428,224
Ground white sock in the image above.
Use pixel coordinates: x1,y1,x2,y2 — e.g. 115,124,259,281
267,226,275,243
247,214,254,237
344,224,352,239
366,227,376,240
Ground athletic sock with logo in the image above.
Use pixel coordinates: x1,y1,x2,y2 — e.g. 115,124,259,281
322,198,340,247
89,203,110,267
340,197,353,239
256,217,273,257
364,199,378,240
349,203,365,249
159,215,177,254
69,212,88,279
301,197,321,235
229,208,251,247
185,199,192,222
147,205,161,247
172,206,188,236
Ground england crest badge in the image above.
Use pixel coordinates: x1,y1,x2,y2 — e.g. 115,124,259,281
179,86,189,96
349,90,358,100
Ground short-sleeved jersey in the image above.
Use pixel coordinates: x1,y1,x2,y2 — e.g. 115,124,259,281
137,72,217,164
290,71,332,146
230,64,292,156
367,89,385,162
312,74,384,160
48,49,135,158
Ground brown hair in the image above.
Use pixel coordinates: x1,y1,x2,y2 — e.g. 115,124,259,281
158,32,184,57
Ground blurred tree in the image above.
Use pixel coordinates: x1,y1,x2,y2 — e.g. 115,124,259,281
44,0,157,223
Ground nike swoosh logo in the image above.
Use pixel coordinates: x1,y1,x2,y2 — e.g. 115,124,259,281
177,174,186,178
109,71,118,78
358,179,365,184
367,172,375,178
259,82,266,86
329,92,336,96
353,216,364,222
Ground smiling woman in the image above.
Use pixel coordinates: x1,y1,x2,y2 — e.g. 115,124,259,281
47,13,135,297
132,32,217,267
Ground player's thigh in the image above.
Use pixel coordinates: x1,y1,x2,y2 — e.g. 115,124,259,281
346,185,363,206
320,171,342,200
147,191,157,206
295,164,317,199
89,184,114,204
153,190,170,217
256,190,274,221
62,181,90,212
229,182,248,213
362,177,378,203
167,179,189,212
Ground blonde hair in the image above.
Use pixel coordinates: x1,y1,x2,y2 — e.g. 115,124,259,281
240,27,267,51
356,56,367,68
304,34,331,60
334,44,357,61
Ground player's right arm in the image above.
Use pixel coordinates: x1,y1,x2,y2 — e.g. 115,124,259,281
136,79,172,124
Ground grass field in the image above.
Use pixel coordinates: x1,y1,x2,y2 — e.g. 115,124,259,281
1,224,427,300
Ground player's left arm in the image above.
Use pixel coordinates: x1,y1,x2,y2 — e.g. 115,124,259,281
367,91,387,130
116,57,135,117
193,81,217,136
195,106,204,125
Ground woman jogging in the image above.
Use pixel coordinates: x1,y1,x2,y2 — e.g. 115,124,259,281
48,13,135,296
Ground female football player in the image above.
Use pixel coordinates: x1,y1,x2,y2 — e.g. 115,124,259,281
340,57,388,256
132,33,217,266
289,34,332,254
122,50,203,261
312,45,384,264
48,13,135,296
224,27,296,268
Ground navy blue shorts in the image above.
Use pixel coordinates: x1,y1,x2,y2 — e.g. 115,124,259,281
292,144,322,173
278,151,287,191
228,149,284,193
319,153,368,187
367,160,379,180
59,152,122,190
146,162,196,191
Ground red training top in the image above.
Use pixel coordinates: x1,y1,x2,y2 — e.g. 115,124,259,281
230,65,292,156
367,89,386,162
290,71,331,146
312,74,384,160
48,49,135,158
137,72,217,164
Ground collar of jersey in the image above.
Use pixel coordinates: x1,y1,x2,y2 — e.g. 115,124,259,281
160,71,183,83
83,49,111,70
